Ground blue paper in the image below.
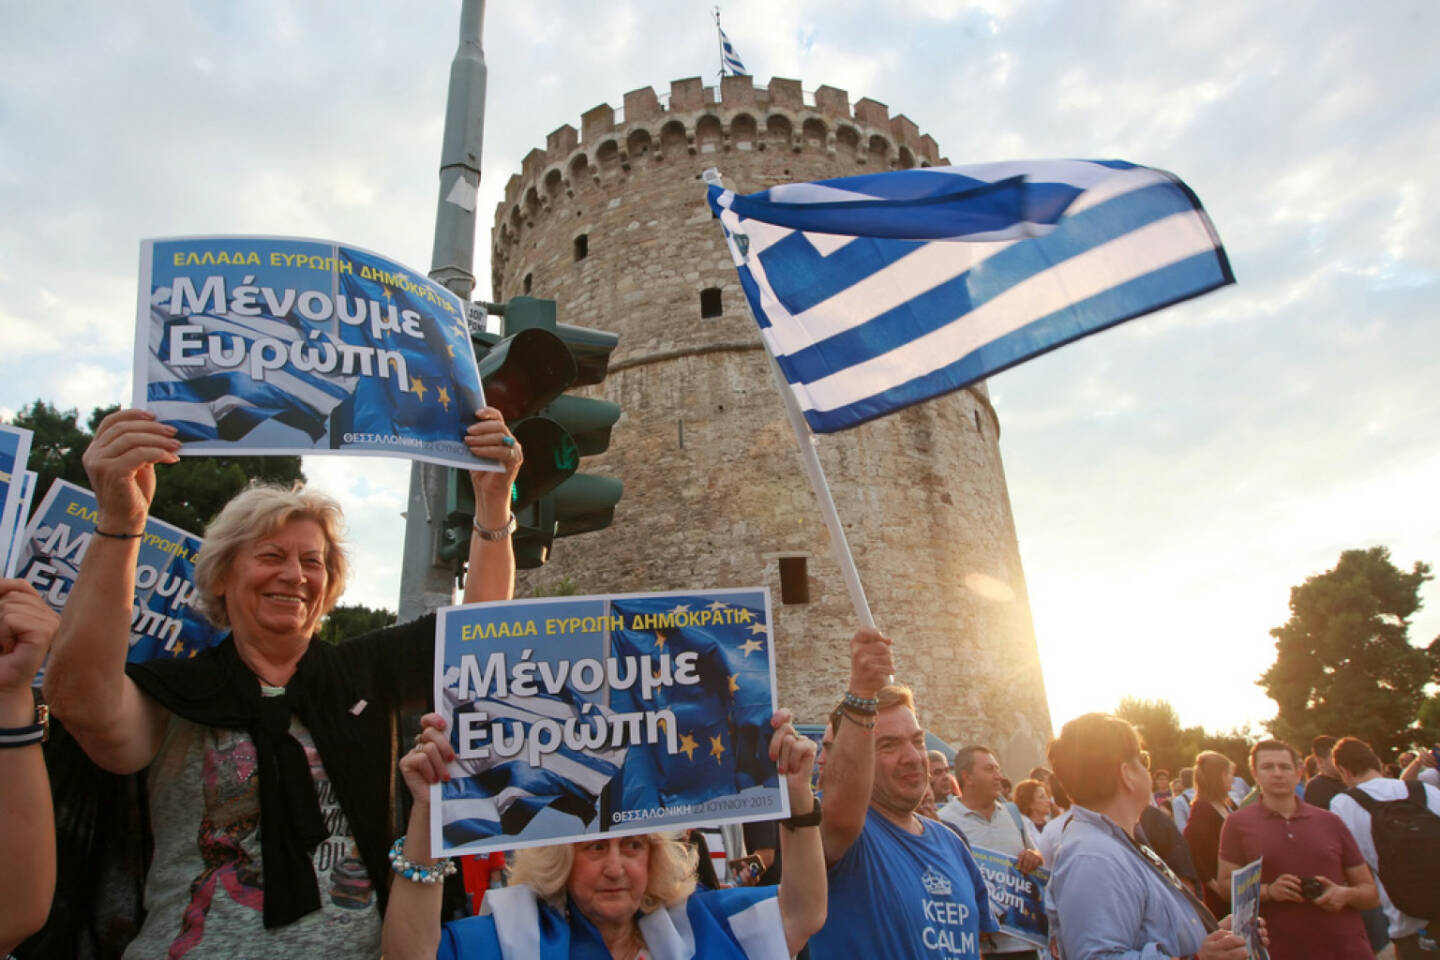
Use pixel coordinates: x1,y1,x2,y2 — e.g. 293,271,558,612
432,588,787,855
133,236,490,471
13,479,225,682
969,846,1051,948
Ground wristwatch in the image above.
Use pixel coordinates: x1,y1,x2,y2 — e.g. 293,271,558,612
783,793,822,831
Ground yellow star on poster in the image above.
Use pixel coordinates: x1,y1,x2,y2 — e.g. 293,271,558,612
707,600,728,612
436,386,452,410
409,377,429,401
679,732,698,761
653,631,668,650
447,344,457,358
728,673,740,694
172,641,185,656
709,734,726,764
669,603,691,615
381,285,394,299
739,638,764,658
188,647,199,658
748,623,767,634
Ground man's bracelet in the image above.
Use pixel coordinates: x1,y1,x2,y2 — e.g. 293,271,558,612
0,704,49,749
831,702,875,731
843,690,878,714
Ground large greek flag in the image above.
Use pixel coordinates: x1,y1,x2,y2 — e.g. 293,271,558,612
707,160,1233,433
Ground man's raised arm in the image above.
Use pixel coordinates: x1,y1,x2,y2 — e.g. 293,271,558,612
818,626,892,865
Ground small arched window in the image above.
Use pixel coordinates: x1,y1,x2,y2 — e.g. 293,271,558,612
574,234,588,261
523,273,533,294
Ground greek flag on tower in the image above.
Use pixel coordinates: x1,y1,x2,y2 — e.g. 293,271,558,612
719,27,747,76
707,160,1233,433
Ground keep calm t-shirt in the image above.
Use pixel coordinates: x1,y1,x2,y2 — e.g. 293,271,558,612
810,807,997,959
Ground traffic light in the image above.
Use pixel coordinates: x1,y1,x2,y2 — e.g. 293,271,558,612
443,297,622,574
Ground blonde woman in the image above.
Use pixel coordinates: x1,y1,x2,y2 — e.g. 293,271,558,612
43,407,521,956
382,709,827,959
1184,750,1236,916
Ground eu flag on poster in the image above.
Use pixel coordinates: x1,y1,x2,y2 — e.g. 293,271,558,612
605,592,777,811
432,588,787,857
133,236,495,471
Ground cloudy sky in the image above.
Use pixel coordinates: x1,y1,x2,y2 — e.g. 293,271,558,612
2,0,1436,736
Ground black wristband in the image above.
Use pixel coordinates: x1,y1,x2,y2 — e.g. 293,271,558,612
0,704,49,748
782,793,822,831
94,529,144,539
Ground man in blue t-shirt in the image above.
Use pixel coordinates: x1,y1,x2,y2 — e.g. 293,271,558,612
808,627,997,958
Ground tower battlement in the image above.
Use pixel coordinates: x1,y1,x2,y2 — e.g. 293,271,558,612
492,76,948,291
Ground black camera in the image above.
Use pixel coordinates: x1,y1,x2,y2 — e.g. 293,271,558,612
1300,876,1324,900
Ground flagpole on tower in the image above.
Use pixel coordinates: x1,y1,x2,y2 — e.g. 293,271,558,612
713,7,724,81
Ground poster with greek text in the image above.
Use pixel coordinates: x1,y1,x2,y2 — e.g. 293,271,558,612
4,471,36,578
1230,857,1269,960
433,588,787,855
14,479,225,684
133,236,493,471
0,425,34,577
969,846,1050,948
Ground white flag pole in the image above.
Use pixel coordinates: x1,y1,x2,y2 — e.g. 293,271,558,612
760,344,877,630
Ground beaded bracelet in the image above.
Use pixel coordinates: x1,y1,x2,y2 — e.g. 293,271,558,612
843,690,879,714
388,837,457,884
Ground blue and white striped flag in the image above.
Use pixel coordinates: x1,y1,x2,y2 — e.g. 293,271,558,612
707,160,1233,433
719,27,747,76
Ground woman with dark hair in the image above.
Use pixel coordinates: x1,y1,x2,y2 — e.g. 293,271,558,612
1013,777,1052,833
41,407,522,956
1045,713,1258,960
1185,750,1236,916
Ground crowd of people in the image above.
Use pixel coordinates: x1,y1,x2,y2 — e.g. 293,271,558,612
2,408,1438,958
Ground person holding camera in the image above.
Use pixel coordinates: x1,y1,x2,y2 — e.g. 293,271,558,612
1217,740,1377,960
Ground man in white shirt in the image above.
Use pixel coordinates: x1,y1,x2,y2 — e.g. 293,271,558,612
940,745,1044,960
1329,736,1440,960
1171,767,1195,833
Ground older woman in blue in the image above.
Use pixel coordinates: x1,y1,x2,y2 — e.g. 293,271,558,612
1044,713,1261,960
382,709,827,959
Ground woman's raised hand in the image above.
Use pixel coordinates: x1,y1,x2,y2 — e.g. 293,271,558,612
465,407,522,517
400,712,455,806
769,708,819,803
81,409,181,534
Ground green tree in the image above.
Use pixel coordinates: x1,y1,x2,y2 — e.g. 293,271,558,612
1115,697,1187,775
317,604,397,645
8,400,303,533
1260,547,1440,758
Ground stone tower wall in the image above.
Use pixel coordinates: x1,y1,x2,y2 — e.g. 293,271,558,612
489,76,1052,772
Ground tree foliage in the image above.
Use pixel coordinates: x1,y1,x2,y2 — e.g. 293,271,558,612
9,399,303,534
1260,546,1440,757
1114,697,1258,777
317,604,397,645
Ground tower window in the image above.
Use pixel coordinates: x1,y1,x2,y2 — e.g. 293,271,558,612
523,272,533,294
779,556,810,604
700,287,722,318
574,234,588,261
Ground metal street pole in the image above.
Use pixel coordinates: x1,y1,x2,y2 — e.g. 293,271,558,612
398,0,488,621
